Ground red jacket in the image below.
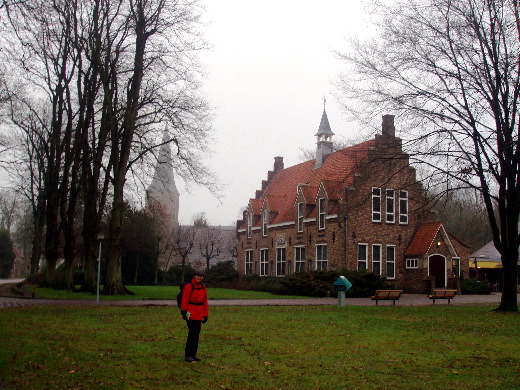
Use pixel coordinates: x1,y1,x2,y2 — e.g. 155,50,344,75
180,278,209,320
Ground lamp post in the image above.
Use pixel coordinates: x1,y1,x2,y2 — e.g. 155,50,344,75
96,234,104,306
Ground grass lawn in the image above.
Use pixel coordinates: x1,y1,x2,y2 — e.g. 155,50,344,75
32,285,310,301
0,304,518,389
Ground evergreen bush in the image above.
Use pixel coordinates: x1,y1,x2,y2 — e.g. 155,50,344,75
204,261,239,287
461,278,492,295
240,270,389,298
166,264,196,285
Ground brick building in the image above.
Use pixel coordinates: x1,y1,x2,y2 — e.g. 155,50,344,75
236,111,469,293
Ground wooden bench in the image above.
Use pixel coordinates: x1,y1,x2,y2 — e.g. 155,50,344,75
428,289,457,304
371,290,403,305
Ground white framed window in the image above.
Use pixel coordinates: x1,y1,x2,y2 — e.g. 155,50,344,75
386,189,395,223
451,257,460,277
276,247,286,276
372,244,382,275
372,187,381,222
294,246,305,272
318,198,326,230
399,190,408,224
297,202,304,232
406,258,418,269
260,248,268,276
262,209,269,237
386,245,396,279
245,250,253,275
247,213,252,238
358,243,368,270
316,244,328,271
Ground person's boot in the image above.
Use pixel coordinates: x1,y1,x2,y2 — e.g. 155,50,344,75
185,356,196,362
192,355,201,361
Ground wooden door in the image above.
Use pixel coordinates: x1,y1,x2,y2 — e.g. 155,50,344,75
429,255,446,288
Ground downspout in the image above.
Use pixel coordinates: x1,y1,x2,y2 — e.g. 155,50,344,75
344,215,348,269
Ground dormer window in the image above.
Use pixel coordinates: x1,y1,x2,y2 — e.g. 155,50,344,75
297,202,304,232
262,209,269,236
318,198,326,229
372,187,381,222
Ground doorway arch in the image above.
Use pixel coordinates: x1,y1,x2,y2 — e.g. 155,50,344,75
429,255,446,288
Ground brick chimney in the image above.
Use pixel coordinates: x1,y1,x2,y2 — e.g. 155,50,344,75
382,114,395,137
274,156,284,173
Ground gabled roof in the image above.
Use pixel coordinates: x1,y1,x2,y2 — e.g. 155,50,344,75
404,221,457,256
405,222,442,256
263,195,285,213
248,139,375,225
296,184,318,205
319,180,343,201
248,198,262,215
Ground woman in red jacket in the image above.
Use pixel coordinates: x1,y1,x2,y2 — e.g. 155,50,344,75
180,270,209,362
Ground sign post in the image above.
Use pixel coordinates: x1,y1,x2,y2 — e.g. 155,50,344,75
334,276,352,307
96,234,104,306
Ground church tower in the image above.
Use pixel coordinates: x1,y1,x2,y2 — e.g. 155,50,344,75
146,129,180,232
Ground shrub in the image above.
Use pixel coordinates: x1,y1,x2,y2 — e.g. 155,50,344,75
73,268,85,286
165,264,196,285
342,270,391,297
24,272,46,286
204,261,239,287
461,278,492,295
242,275,283,293
240,270,389,298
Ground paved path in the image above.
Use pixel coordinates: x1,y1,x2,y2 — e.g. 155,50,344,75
0,293,509,309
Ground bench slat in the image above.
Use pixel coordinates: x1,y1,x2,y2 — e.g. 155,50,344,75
428,290,457,304
371,290,403,305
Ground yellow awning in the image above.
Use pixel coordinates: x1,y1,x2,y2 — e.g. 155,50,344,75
470,261,503,269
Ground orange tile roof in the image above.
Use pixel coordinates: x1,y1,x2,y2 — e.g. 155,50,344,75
298,184,318,205
320,180,343,200
249,198,262,215
248,139,375,225
404,221,443,256
264,195,285,212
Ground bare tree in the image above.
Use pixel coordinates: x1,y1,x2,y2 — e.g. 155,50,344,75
336,0,519,311
2,0,80,287
432,188,493,253
0,190,19,233
170,225,196,284
198,226,221,269
192,212,208,227
1,0,215,294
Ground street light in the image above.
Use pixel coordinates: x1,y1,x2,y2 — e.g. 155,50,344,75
96,234,105,305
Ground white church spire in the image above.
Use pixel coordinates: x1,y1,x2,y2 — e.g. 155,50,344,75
146,129,180,227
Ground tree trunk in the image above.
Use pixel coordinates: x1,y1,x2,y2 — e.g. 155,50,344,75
133,253,140,285
104,2,149,295
30,199,45,275
105,178,127,295
497,222,519,312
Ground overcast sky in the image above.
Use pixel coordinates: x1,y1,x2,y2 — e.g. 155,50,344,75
176,0,373,226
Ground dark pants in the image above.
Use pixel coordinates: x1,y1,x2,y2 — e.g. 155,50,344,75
185,319,202,357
